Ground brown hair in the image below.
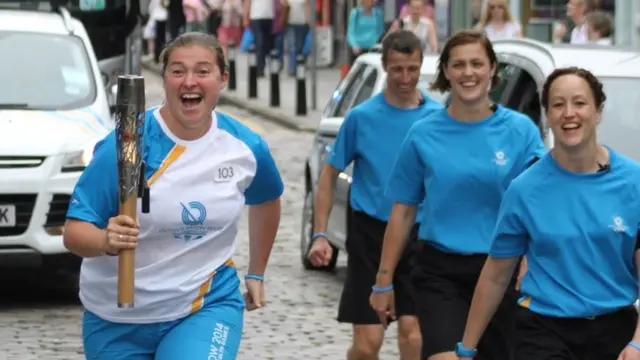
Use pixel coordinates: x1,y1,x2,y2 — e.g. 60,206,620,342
430,29,500,92
381,30,423,67
586,10,613,38
160,32,228,74
541,67,607,111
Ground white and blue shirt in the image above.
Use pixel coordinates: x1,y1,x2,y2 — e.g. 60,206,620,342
67,108,284,324
385,105,546,254
491,149,640,318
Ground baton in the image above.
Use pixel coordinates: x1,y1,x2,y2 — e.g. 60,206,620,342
114,75,148,308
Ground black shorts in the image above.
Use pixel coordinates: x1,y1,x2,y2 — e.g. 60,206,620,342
412,242,520,359
337,210,419,324
515,305,637,360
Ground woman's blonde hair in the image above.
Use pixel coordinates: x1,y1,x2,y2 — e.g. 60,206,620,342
475,0,514,29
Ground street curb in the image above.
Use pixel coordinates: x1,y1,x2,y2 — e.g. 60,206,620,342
142,62,317,133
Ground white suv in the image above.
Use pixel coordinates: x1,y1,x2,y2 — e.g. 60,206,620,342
0,6,112,276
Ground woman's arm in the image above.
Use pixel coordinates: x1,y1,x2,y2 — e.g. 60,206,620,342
346,9,359,48
375,203,417,285
248,198,281,276
64,220,109,258
461,256,520,350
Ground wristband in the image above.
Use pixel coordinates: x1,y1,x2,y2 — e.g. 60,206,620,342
312,232,328,241
628,342,640,351
245,274,264,282
455,342,477,358
371,284,394,293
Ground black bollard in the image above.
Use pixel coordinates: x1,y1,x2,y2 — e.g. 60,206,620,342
228,41,237,91
248,45,258,99
269,49,280,107
295,55,307,116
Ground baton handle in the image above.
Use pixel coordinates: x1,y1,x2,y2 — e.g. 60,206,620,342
117,196,137,308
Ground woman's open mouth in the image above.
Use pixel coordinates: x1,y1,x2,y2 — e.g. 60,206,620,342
180,93,203,109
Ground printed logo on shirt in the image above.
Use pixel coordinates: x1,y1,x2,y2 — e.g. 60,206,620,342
493,151,509,166
158,201,221,242
609,216,629,233
214,165,235,182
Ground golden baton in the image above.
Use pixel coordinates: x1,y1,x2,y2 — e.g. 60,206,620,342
114,75,148,308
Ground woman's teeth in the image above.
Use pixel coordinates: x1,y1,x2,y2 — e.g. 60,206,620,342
461,81,477,88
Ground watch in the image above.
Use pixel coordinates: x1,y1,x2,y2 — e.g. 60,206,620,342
455,342,477,358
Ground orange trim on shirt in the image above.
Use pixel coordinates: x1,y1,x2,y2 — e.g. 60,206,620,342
148,145,186,186
189,259,236,314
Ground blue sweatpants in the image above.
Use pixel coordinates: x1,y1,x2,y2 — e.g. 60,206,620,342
82,264,245,359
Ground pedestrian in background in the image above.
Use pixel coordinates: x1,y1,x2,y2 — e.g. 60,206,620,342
216,0,244,56
308,30,442,360
346,0,385,64
475,0,522,41
281,0,311,77
586,10,613,45
145,0,169,64
387,0,438,53
63,32,284,359
458,67,640,360
553,0,595,44
370,29,546,360
182,0,209,32
244,0,276,77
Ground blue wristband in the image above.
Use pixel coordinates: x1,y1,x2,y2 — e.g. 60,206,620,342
245,274,264,282
628,342,640,351
312,232,328,241
371,284,394,293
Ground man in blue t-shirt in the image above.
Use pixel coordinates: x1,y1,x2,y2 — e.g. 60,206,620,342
307,30,443,360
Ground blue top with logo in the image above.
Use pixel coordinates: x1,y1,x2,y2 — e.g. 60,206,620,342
490,149,640,318
328,92,443,222
385,105,546,254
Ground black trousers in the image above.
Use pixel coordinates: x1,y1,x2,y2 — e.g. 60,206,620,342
515,305,637,360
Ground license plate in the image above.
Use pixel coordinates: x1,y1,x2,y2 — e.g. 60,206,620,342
0,205,16,227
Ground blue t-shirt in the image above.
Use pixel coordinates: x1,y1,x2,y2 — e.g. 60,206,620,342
490,149,640,318
328,92,442,222
385,105,546,254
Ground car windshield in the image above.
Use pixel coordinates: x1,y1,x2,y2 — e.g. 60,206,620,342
0,31,96,110
597,77,640,159
418,74,448,104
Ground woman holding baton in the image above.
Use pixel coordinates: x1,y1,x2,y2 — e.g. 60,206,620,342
63,32,284,359
457,67,640,360
369,29,547,360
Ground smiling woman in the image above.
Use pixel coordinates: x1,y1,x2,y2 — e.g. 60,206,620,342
0,31,96,110
62,32,284,360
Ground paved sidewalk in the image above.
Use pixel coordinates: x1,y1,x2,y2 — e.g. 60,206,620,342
142,54,342,132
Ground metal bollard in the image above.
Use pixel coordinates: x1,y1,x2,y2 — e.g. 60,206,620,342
269,49,280,107
248,45,258,99
114,75,148,309
228,41,237,91
295,55,307,116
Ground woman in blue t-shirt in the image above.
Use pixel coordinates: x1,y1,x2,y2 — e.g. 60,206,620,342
456,67,640,360
346,0,385,64
369,29,546,360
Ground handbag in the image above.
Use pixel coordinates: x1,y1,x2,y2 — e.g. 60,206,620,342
240,28,255,53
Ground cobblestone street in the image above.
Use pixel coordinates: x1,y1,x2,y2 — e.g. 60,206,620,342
0,70,402,359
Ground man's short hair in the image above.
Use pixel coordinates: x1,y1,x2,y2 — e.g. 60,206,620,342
381,30,423,66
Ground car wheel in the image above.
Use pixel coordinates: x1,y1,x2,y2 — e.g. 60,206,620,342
300,189,338,270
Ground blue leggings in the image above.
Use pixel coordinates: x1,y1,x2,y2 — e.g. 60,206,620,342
83,265,245,359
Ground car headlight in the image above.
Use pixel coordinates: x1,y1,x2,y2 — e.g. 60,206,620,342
61,148,93,173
